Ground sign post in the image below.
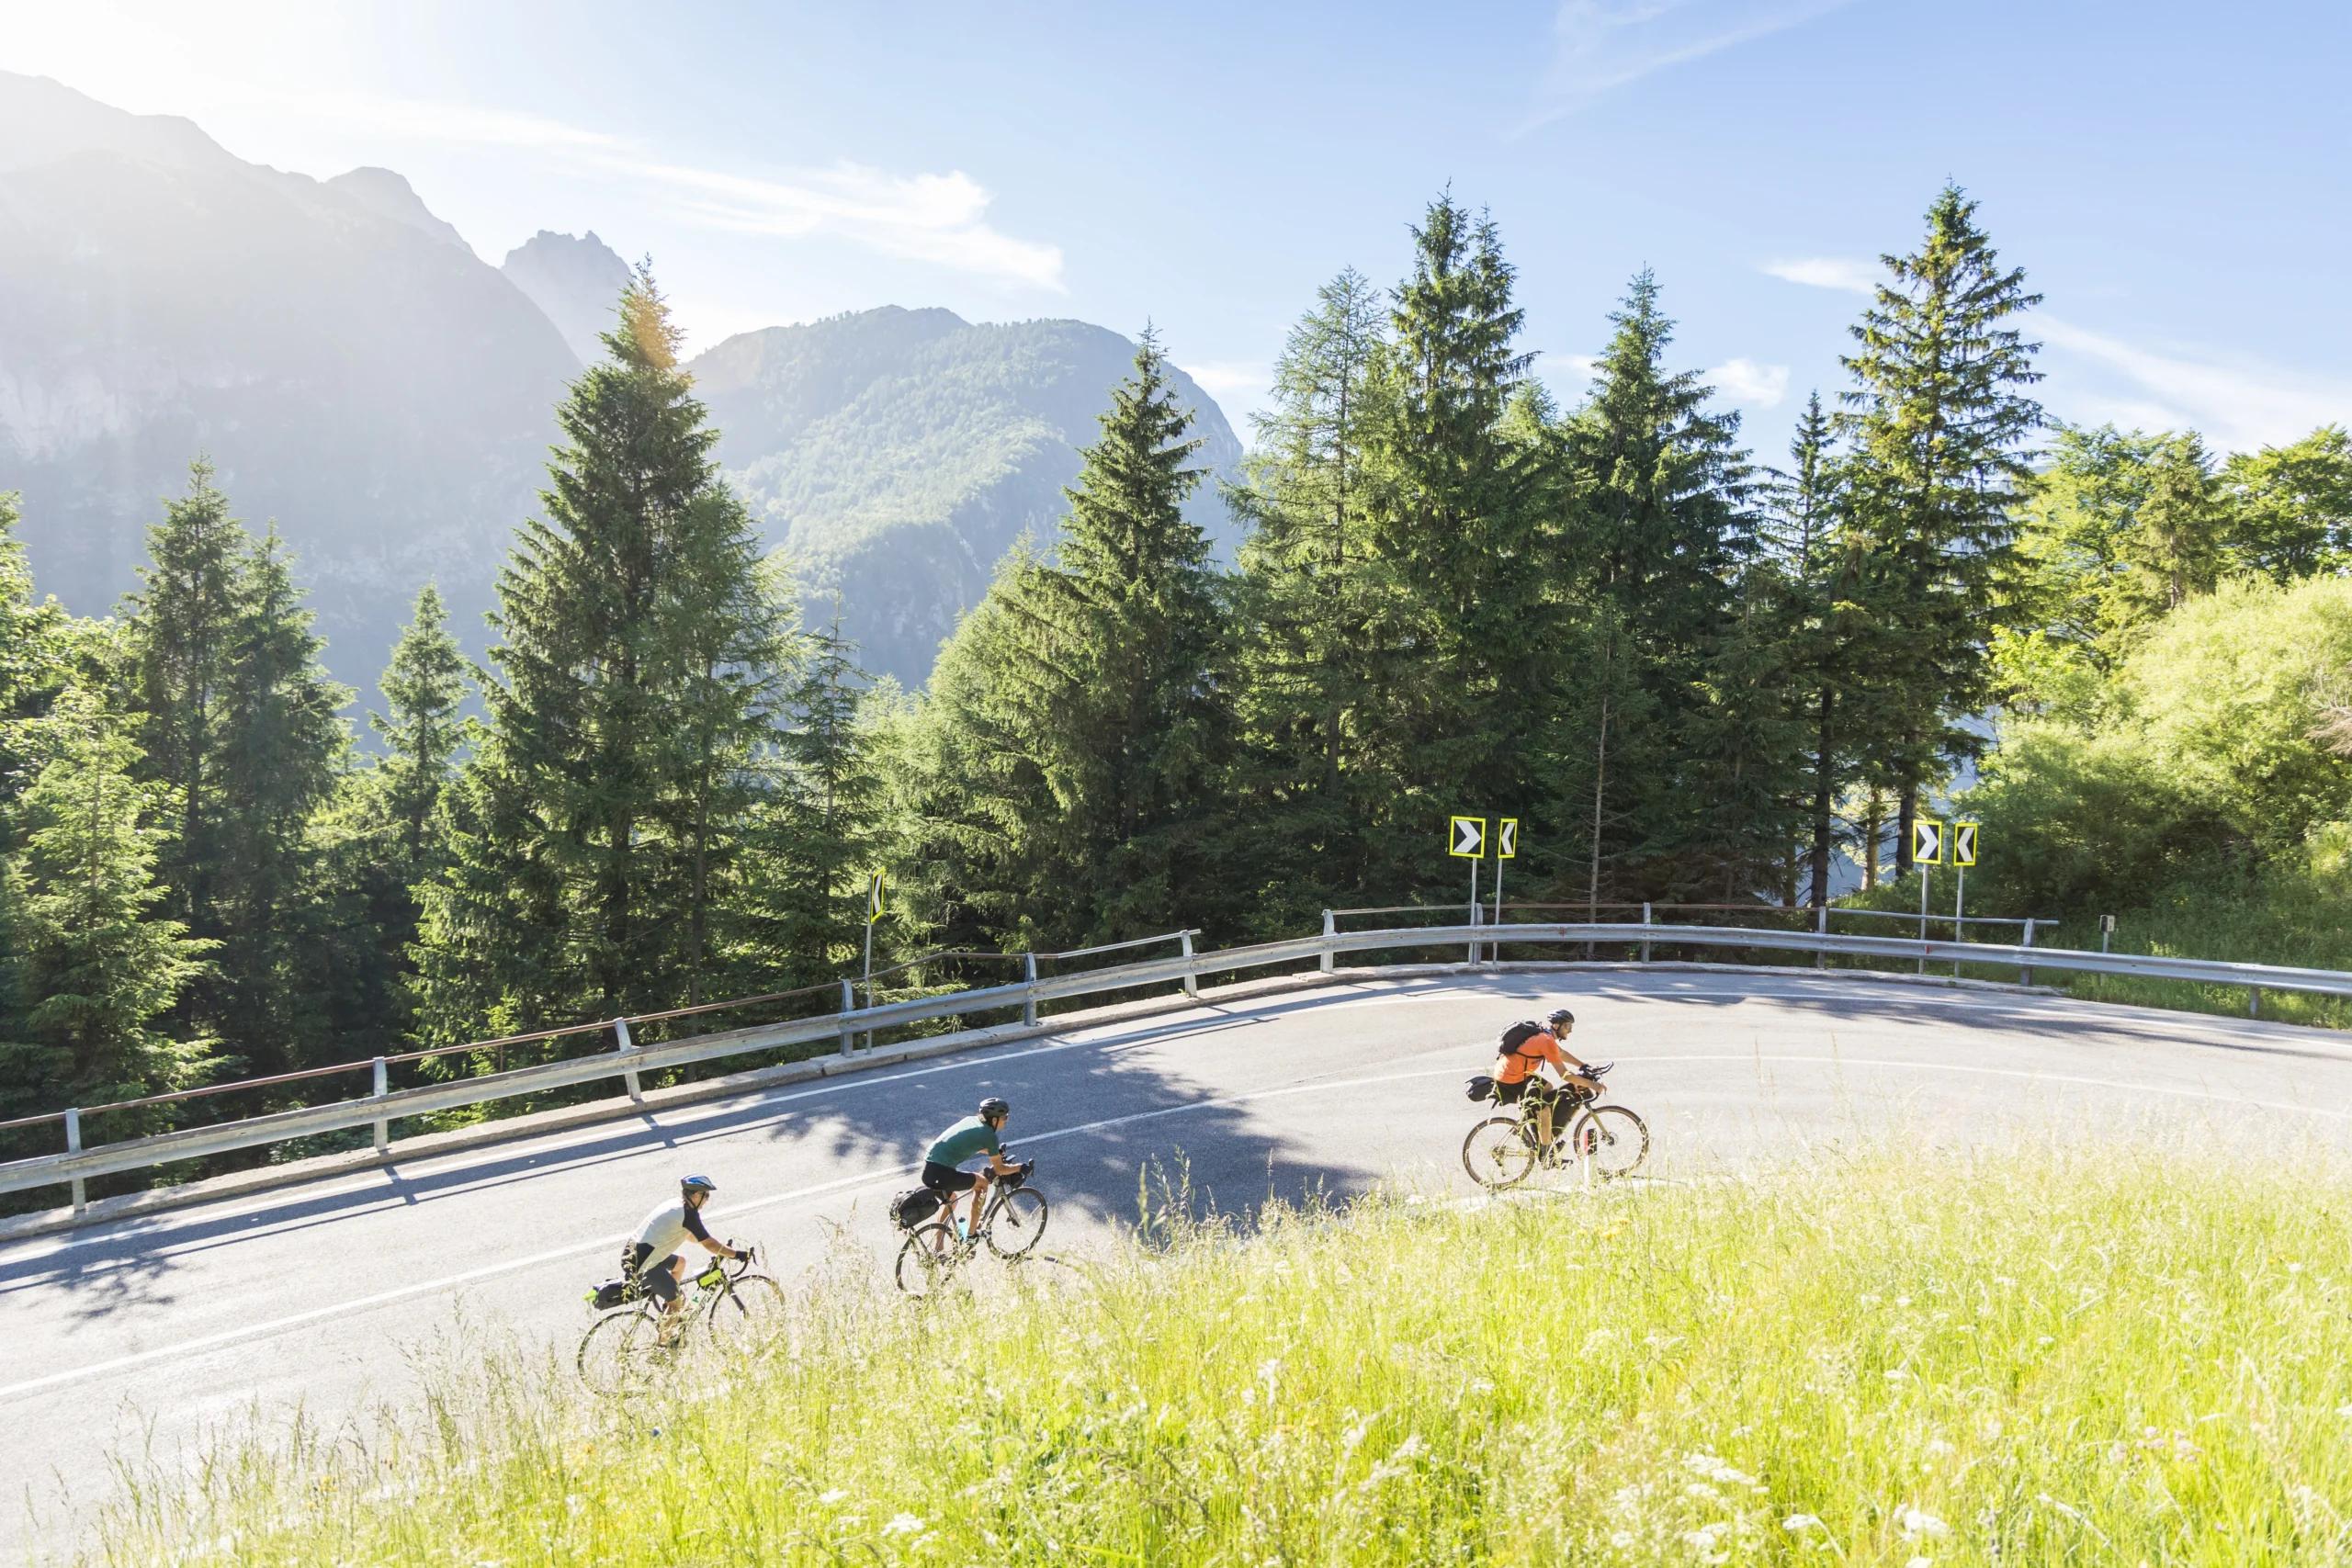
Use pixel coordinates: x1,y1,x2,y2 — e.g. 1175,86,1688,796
1449,816,1486,964
1951,820,1979,976
1491,818,1519,964
862,870,886,1050
1912,818,1944,974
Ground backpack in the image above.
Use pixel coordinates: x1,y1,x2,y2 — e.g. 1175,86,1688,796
889,1187,942,1231
1498,1020,1545,1056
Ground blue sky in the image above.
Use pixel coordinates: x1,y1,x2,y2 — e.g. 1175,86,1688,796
15,0,2352,460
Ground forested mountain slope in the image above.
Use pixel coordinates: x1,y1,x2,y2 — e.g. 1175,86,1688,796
689,307,1243,685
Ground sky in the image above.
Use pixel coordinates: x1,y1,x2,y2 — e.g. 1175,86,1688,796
12,0,2352,461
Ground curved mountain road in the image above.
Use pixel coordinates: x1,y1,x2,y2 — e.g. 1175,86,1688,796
6,967,2352,1551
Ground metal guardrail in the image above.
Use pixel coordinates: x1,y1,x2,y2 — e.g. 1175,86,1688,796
5,919,2346,1213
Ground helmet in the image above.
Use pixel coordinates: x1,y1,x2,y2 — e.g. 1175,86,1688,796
1546,1008,1576,1031
978,1096,1011,1120
681,1174,718,1193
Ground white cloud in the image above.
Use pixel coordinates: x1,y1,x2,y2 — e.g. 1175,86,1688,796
2039,316,2352,454
1761,256,1878,294
1706,356,1791,407
1180,360,1271,400
1524,0,1869,128
1563,353,1607,383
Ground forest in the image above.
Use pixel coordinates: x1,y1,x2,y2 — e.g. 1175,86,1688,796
3,185,2349,1162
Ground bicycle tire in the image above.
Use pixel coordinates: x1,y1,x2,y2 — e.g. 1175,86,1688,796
1571,1104,1650,1180
985,1188,1049,1259
578,1307,663,1398
706,1273,786,1349
895,1224,962,1297
1463,1115,1538,1191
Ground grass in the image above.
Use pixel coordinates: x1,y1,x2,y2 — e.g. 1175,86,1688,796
84,1145,2352,1567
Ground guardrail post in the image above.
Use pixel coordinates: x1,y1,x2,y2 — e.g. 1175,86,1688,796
64,1108,85,1215
1320,909,1336,974
838,978,857,1055
2248,987,2261,1020
370,1056,390,1154
614,1018,643,1104
1180,931,1200,998
1815,906,1828,970
2019,919,2037,987
1023,952,1039,1027
1465,900,1479,965
1641,903,1653,964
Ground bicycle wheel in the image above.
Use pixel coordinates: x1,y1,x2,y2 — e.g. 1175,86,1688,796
1463,1116,1538,1191
895,1225,963,1297
985,1188,1049,1259
706,1274,786,1350
1570,1104,1650,1180
578,1307,663,1398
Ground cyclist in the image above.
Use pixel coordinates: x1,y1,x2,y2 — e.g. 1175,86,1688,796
625,1174,750,1345
921,1096,1024,1251
1492,1008,1611,1156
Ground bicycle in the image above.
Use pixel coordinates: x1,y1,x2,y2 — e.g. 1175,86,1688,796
577,1241,784,1397
1462,1077,1648,1191
893,1161,1049,1297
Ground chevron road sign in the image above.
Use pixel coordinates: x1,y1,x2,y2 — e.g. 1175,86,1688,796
1953,820,1980,868
1497,818,1518,860
1449,815,1487,858
1913,818,1945,866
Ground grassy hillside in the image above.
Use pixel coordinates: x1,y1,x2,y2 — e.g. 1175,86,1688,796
87,1146,2352,1565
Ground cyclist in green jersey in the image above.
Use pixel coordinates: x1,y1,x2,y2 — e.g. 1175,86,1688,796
921,1096,1024,1250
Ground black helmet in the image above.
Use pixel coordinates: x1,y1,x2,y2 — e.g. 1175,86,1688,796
1546,1008,1576,1030
978,1096,1011,1119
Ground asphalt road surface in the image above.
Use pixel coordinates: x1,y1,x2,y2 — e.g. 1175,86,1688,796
7,967,2352,1556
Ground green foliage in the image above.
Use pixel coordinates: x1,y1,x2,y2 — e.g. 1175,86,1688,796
2222,423,2352,579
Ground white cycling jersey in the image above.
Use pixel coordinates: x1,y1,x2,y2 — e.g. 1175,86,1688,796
630,1199,711,1264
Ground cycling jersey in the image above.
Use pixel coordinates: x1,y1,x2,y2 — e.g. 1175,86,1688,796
1496,1030,1566,1086
630,1200,713,1265
924,1115,1001,1170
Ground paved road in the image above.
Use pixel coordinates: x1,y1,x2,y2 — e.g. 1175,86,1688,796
7,967,2352,1555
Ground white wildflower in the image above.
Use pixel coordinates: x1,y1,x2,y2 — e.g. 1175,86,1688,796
1926,1438,1955,1457
1610,1529,1636,1549
1783,1513,1823,1532
817,1489,849,1506
1898,1506,1950,1539
883,1512,924,1536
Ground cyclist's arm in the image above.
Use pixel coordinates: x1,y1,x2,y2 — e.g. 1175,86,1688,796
682,1205,749,1259
986,1146,1022,1176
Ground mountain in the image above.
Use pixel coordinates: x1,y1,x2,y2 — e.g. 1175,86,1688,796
688,307,1244,685
0,72,576,700
503,230,632,366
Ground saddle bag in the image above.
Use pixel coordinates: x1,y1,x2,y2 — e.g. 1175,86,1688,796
585,1278,632,1310
1464,1074,1498,1103
889,1187,942,1231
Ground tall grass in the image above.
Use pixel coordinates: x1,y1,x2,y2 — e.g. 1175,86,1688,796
84,1145,2352,1565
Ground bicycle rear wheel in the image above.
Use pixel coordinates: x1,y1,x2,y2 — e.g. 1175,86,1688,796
1571,1104,1650,1180
1463,1116,1538,1191
578,1307,662,1398
985,1188,1049,1259
707,1274,786,1350
895,1225,962,1297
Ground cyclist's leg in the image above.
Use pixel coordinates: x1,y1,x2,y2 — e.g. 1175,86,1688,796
642,1254,684,1341
967,1169,993,1235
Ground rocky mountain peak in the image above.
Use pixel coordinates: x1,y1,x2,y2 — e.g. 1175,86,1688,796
501,230,633,366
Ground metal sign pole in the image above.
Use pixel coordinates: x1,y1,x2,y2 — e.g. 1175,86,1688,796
1467,855,1480,964
1490,855,1504,964
1917,867,1929,975
1953,865,1965,978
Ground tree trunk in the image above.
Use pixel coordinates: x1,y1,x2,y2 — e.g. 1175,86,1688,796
1808,686,1836,908
1894,774,1917,880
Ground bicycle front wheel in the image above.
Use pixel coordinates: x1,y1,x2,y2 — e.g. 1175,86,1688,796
1571,1104,1650,1180
1463,1116,1537,1191
578,1307,662,1398
707,1274,786,1351
986,1188,1049,1259
895,1225,963,1298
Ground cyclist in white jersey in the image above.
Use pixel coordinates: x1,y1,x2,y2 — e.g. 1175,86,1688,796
626,1174,749,1343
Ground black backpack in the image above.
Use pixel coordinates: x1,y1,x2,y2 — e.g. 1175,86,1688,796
1498,1020,1545,1055
889,1187,942,1231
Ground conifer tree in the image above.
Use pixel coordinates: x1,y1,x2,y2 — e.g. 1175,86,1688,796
1358,195,1541,895
0,493,71,818
2118,433,2229,619
1228,269,1392,923
371,583,469,868
416,265,792,1038
0,691,212,1130
1838,185,2042,875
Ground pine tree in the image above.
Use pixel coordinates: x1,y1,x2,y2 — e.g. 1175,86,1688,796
1357,195,1542,897
371,582,469,868
416,265,794,1039
1838,185,2043,876
1,691,213,1132
1228,268,1392,924
0,492,71,820
2118,433,2229,619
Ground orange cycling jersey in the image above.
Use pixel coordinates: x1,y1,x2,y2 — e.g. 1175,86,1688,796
1496,1030,1565,1085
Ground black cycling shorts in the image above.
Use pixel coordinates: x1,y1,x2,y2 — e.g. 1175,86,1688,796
624,1241,681,1304
922,1160,979,1195
1496,1077,1558,1108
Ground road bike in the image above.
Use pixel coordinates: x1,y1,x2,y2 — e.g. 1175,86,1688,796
894,1162,1049,1296
577,1242,784,1397
1462,1081,1649,1191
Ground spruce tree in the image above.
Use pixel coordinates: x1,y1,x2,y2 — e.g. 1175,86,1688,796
2118,433,2229,619
1357,195,1542,897
1838,185,2043,875
0,493,70,819
1228,268,1392,924
371,582,469,868
1,691,213,1131
417,265,793,1038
